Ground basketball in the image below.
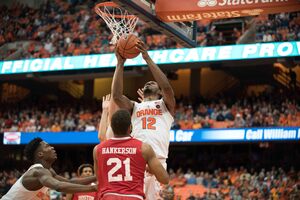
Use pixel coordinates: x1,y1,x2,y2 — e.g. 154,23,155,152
117,34,140,59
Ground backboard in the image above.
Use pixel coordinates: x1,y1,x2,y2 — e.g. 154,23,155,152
111,0,197,47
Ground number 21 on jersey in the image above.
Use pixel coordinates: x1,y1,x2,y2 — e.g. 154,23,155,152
141,117,156,130
107,158,133,182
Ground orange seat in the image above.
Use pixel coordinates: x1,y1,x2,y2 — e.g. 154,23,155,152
174,185,217,199
212,121,234,128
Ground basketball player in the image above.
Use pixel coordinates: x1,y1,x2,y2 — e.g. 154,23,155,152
98,90,143,142
66,164,96,200
1,138,97,200
93,109,169,200
111,39,175,200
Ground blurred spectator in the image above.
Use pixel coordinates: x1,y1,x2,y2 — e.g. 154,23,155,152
233,113,246,128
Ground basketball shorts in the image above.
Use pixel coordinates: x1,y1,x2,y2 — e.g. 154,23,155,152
144,161,167,200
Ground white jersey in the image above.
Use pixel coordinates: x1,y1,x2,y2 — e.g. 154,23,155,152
131,99,174,160
1,164,49,200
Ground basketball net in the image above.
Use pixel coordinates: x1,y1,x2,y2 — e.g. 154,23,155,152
95,2,139,45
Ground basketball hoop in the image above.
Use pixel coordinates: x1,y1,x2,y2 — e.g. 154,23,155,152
95,2,139,45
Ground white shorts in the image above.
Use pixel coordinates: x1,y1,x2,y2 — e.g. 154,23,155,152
144,161,167,200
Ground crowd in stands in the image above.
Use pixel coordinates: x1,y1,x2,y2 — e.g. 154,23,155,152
0,99,101,132
0,0,177,60
1,167,299,199
1,0,300,59
0,90,299,132
172,91,300,130
256,12,300,42
168,167,300,199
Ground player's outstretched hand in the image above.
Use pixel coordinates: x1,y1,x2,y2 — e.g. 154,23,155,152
137,88,144,102
102,94,111,111
115,46,126,67
135,39,150,60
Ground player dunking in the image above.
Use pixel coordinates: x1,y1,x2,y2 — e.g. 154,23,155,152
112,39,175,199
94,109,169,200
1,138,97,200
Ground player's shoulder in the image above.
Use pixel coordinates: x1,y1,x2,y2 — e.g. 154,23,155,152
27,166,50,178
140,142,154,160
93,142,105,152
140,142,151,152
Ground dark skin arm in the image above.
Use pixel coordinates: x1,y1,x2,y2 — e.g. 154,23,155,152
50,168,96,185
142,143,169,184
135,40,176,116
111,49,134,112
34,168,96,193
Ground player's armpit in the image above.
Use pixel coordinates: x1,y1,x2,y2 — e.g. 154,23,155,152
142,143,169,184
161,88,176,116
112,95,134,113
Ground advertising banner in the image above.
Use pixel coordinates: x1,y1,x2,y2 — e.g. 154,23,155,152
3,127,300,145
1,41,299,75
155,0,300,22
3,132,21,144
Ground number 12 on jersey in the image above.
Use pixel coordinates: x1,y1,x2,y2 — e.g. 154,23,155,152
107,158,133,182
142,117,156,130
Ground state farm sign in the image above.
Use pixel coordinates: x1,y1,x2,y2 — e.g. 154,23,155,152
155,0,300,22
197,0,288,7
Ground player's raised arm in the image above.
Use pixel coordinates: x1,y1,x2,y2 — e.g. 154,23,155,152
135,40,175,116
35,168,97,193
98,94,110,142
111,49,134,112
142,143,169,184
93,145,99,182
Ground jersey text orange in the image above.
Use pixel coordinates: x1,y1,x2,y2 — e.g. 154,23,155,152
136,109,162,117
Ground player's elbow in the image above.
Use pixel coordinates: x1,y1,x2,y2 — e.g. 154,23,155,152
157,173,169,185
159,175,169,185
55,182,66,192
